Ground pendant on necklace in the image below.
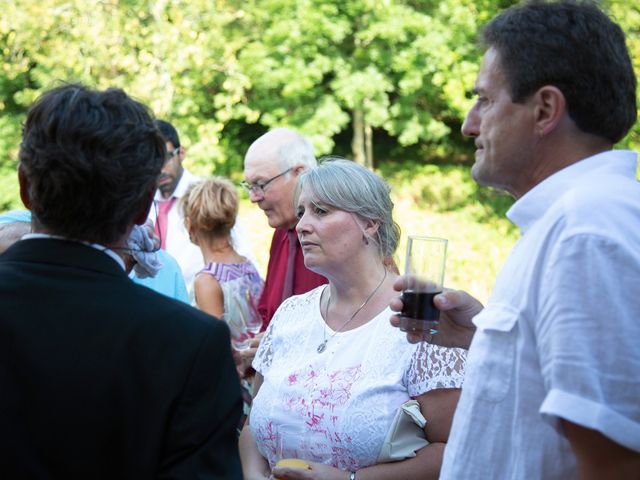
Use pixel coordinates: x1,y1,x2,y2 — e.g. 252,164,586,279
317,340,327,354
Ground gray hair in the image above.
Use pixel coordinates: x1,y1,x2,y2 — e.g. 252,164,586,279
275,129,317,171
296,157,400,259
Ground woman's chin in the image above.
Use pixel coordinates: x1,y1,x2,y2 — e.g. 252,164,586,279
303,258,325,276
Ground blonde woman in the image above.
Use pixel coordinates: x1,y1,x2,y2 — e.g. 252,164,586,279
182,177,263,337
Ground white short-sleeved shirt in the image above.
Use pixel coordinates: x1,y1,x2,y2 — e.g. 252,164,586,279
441,150,640,479
251,286,466,471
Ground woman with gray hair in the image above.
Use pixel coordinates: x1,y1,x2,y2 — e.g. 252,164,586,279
239,158,466,479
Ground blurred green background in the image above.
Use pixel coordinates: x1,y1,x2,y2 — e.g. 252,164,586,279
1,0,638,302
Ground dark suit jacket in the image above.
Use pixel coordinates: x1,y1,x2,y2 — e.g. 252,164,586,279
0,238,242,479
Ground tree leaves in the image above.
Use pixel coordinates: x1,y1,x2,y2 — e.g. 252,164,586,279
0,0,638,209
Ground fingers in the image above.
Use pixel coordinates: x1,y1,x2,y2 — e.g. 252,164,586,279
231,349,247,378
393,275,439,294
393,275,420,292
391,286,481,349
392,276,405,293
233,333,263,379
239,348,256,362
389,295,403,313
271,466,312,480
434,289,484,318
248,332,264,349
273,460,333,480
433,290,457,311
389,314,425,344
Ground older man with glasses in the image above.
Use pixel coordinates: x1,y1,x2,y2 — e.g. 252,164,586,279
150,119,255,301
243,128,327,328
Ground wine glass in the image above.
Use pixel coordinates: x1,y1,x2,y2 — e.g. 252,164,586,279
274,422,331,475
224,286,262,351
398,235,448,333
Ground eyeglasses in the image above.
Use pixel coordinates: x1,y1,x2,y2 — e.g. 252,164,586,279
165,147,180,163
240,168,292,196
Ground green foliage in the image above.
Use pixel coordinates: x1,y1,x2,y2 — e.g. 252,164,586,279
232,0,496,159
0,0,640,176
606,0,640,150
0,0,638,205
379,160,515,225
0,115,21,210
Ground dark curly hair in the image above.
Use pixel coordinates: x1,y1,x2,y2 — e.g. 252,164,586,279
19,84,166,244
482,0,637,143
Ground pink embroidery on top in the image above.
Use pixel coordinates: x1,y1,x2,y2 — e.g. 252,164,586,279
277,363,364,469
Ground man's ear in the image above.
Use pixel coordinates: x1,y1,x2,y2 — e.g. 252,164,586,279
134,188,155,226
291,164,306,177
533,85,566,136
17,165,32,211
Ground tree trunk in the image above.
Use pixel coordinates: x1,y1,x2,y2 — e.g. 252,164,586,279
351,107,366,166
364,122,373,169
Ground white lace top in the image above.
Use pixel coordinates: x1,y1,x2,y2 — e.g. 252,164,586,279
251,286,466,470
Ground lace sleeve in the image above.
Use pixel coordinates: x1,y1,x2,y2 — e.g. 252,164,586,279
252,319,276,375
406,342,467,397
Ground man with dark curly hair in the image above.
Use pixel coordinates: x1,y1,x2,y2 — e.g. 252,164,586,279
0,84,242,479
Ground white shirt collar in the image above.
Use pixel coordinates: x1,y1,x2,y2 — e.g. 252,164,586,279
22,233,126,271
506,150,638,234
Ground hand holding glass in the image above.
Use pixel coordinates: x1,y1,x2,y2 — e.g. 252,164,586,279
273,423,331,478
398,236,447,333
274,423,311,478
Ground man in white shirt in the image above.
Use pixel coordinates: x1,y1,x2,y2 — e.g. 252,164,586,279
150,120,254,299
391,1,640,478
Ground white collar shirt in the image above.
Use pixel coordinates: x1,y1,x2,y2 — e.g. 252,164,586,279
22,233,126,270
440,150,640,479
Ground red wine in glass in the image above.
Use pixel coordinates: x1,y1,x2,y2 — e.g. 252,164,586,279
399,289,441,332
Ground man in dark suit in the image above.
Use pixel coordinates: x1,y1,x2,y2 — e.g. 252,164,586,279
0,84,242,479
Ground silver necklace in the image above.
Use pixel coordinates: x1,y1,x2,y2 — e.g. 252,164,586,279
317,269,388,354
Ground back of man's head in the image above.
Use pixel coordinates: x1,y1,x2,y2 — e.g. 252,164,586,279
483,0,636,144
18,84,166,244
155,119,181,148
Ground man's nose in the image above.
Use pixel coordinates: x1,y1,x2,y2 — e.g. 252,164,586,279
461,106,479,138
249,189,264,203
